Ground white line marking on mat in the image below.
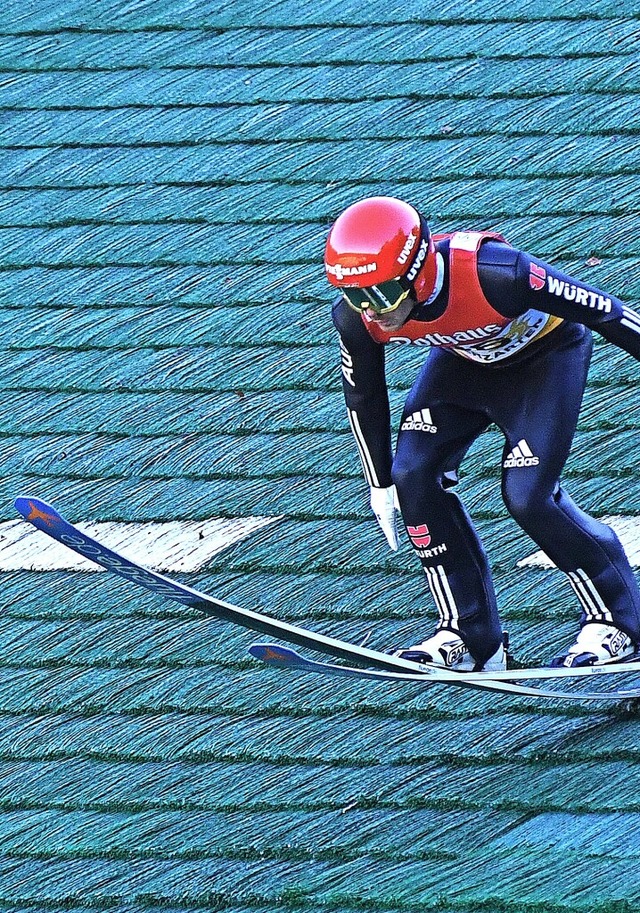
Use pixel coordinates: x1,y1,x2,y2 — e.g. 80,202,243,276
0,516,281,572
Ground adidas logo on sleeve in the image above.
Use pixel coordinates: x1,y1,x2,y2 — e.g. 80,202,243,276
400,408,438,433
503,439,540,468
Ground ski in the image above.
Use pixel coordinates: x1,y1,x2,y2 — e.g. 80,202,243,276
15,497,640,701
249,643,640,702
12,496,465,679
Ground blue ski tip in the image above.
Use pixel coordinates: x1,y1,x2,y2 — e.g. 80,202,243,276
14,496,64,531
249,644,301,665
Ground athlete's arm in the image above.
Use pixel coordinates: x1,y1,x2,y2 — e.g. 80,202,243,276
477,241,640,359
331,296,394,488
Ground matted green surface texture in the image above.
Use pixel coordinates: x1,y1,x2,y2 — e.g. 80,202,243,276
2,0,640,909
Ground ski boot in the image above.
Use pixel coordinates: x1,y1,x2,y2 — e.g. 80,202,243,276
393,628,507,672
551,622,638,668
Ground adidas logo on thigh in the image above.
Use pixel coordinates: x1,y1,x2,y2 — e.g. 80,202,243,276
401,408,437,433
503,439,540,468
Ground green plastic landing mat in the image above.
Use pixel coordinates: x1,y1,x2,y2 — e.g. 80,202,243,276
1,0,640,909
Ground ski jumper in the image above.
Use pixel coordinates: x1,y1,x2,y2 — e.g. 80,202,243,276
333,232,640,664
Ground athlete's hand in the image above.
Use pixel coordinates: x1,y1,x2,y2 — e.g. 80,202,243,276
369,485,400,551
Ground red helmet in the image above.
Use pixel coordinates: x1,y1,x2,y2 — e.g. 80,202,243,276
324,196,436,311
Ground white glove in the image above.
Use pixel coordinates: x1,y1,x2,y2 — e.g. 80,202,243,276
369,485,400,551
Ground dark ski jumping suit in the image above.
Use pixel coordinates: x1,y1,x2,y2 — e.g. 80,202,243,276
332,231,640,664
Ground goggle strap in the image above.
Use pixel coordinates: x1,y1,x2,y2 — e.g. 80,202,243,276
403,214,432,283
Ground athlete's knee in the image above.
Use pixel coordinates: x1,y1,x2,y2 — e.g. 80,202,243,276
391,449,440,494
502,475,548,526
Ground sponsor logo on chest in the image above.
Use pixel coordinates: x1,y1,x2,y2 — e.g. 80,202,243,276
420,323,503,347
386,322,503,347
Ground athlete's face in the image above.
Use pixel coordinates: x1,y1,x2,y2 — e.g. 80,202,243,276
363,294,415,331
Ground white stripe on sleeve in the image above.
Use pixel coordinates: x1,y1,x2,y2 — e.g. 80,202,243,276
347,409,380,488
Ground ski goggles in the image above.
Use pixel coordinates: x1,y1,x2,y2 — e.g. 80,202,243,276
341,277,413,315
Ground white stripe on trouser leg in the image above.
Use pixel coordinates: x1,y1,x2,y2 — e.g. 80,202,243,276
347,409,379,487
621,307,640,335
425,565,459,629
568,569,613,623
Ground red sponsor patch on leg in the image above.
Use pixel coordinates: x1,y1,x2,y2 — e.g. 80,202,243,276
407,523,432,547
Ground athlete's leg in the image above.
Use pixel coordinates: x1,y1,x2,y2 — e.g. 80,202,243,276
497,328,640,642
391,351,502,664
